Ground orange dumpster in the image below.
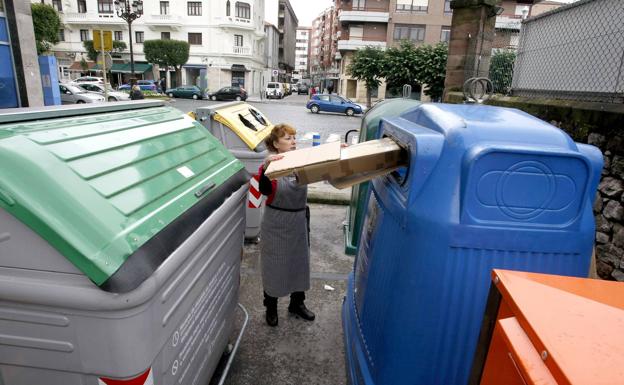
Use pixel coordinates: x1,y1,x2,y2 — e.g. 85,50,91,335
470,269,624,385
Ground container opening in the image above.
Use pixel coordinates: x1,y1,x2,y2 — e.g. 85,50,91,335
249,108,268,126
238,114,257,131
383,134,410,187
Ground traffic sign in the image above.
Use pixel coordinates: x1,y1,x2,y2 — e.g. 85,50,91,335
272,69,278,77
93,30,113,51
97,52,113,69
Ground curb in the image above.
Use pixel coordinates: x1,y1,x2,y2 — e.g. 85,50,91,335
307,192,350,206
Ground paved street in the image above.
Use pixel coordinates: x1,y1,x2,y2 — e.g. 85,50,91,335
168,94,362,146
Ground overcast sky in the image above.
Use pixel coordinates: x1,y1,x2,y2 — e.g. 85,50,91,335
290,0,334,27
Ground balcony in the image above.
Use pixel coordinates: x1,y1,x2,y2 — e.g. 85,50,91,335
63,12,126,26
338,10,390,23
231,46,251,55
218,16,255,30
145,14,182,30
337,39,386,51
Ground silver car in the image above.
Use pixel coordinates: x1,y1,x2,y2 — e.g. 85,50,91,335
75,83,130,102
59,84,105,104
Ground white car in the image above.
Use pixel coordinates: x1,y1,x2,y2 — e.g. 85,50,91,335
59,84,105,104
265,82,284,99
76,83,130,102
73,76,105,84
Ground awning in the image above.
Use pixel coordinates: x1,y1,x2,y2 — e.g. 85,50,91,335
230,64,249,72
93,63,153,74
183,64,207,69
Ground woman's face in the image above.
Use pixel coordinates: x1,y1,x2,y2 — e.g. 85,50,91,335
274,133,296,153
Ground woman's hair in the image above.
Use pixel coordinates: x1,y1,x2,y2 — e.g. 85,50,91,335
265,123,296,153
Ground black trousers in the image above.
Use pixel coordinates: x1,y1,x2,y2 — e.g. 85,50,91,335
264,291,305,308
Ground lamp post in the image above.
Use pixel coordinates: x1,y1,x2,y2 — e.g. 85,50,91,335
114,0,143,84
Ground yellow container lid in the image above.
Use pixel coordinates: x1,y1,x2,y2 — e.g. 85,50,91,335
213,103,273,150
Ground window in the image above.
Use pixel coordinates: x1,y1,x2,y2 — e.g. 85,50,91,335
114,31,123,41
160,1,169,15
80,29,90,41
58,29,65,42
226,0,230,16
440,27,451,43
396,0,428,12
235,2,250,19
77,0,87,13
51,0,62,12
98,0,114,14
444,0,453,15
161,32,171,40
318,95,330,101
188,2,202,16
352,0,366,11
188,33,202,45
135,31,144,43
234,34,243,47
393,24,425,42
349,25,363,41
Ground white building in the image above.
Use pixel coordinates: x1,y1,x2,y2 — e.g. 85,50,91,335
294,27,311,81
37,0,267,95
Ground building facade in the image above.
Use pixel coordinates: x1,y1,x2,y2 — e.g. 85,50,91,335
36,0,267,95
264,21,279,83
277,0,297,82
294,27,311,81
310,6,339,91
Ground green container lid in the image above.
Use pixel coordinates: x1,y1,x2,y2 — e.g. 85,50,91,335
0,103,245,289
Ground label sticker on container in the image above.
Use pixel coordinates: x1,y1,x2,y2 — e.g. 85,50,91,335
176,166,195,178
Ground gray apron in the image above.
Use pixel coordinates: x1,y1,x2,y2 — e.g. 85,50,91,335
260,174,310,298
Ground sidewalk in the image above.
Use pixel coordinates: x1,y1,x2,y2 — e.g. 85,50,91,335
212,203,353,385
307,182,351,205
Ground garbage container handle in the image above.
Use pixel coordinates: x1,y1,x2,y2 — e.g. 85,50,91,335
194,182,216,198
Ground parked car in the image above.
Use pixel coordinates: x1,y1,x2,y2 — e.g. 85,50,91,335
297,84,309,95
75,82,130,102
118,80,158,91
306,94,363,116
166,85,206,100
291,83,299,93
59,84,105,104
207,86,247,101
73,76,104,84
265,82,284,99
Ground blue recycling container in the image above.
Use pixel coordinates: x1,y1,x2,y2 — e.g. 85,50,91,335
342,104,602,385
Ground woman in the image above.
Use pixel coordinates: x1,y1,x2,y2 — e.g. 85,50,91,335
257,124,315,327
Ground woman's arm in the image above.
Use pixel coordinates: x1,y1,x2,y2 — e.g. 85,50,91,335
258,164,276,196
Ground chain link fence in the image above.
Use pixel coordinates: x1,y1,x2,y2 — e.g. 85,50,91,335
511,0,624,103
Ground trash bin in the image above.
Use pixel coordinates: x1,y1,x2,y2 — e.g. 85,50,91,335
195,101,273,240
342,104,603,385
0,101,249,385
343,98,421,255
474,269,624,385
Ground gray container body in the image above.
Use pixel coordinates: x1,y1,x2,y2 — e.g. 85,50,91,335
0,184,247,385
196,102,268,239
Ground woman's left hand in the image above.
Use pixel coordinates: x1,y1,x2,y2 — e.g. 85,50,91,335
341,143,349,148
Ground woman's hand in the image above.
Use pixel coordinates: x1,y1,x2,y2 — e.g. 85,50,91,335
263,154,285,169
341,143,349,148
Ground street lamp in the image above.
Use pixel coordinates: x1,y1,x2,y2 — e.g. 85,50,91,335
114,0,143,83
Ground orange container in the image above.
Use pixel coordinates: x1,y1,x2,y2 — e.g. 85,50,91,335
471,269,624,385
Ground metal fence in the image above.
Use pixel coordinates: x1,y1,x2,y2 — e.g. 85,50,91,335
511,0,624,103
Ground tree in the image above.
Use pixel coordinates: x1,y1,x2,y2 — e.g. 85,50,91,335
143,39,190,85
31,3,61,55
413,43,448,101
489,50,516,95
346,46,385,108
83,40,127,61
383,40,448,101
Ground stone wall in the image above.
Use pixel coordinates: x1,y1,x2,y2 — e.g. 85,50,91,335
446,92,624,280
588,133,624,280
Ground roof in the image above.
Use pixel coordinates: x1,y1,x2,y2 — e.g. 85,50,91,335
0,102,243,286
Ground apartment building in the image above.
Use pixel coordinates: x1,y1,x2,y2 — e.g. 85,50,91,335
277,0,298,82
37,0,267,94
310,6,339,91
332,0,538,103
294,27,312,81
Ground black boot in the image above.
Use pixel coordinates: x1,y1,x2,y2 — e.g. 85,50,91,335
288,291,315,321
263,291,278,327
